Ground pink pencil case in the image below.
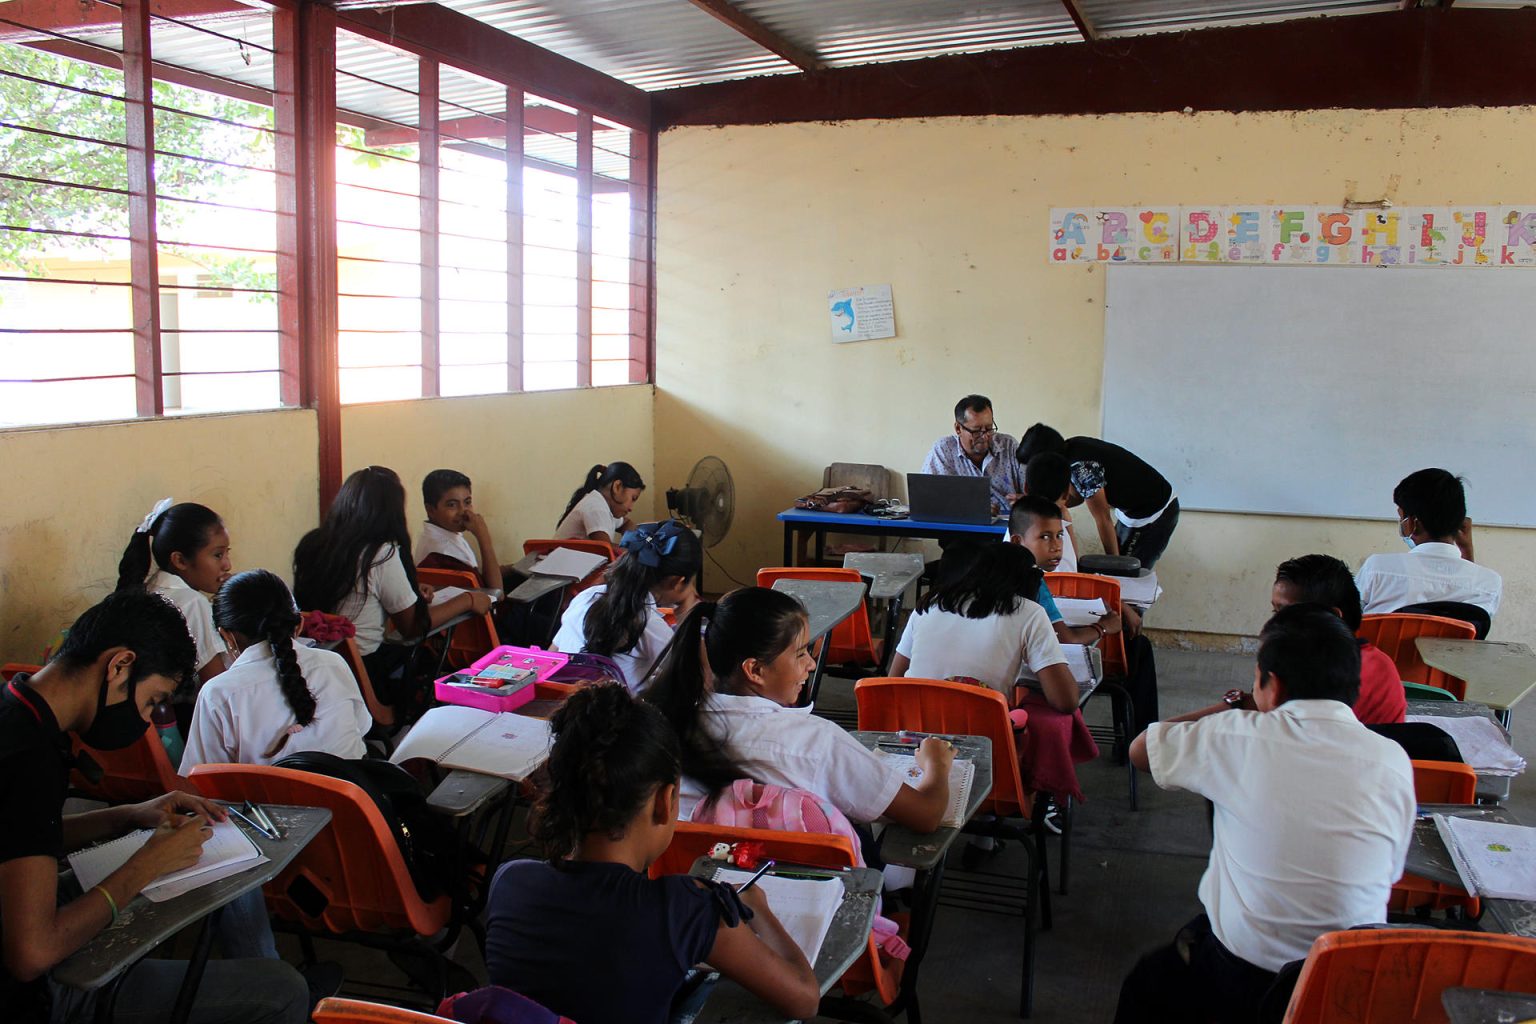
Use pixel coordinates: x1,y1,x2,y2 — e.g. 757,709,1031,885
434,645,570,713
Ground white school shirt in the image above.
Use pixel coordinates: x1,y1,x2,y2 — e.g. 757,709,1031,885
1146,700,1415,972
894,598,1066,694
1356,542,1502,618
180,641,371,772
551,585,672,692
334,544,419,656
1057,511,1079,574
414,521,479,571
146,570,225,674
555,489,622,541
678,692,905,825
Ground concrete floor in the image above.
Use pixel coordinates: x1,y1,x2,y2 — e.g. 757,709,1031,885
296,646,1536,1023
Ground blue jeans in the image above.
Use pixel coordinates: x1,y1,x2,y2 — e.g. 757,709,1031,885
216,890,278,959
48,957,307,1024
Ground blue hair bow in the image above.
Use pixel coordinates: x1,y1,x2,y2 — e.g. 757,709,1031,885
622,520,684,568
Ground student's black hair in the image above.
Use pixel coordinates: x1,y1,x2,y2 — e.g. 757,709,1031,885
115,503,224,593
1256,603,1361,705
54,590,198,691
1393,468,1467,539
583,522,702,661
1023,452,1070,501
643,587,807,797
293,466,428,637
558,462,646,527
214,569,315,758
1018,423,1067,465
1274,554,1365,632
1008,495,1064,538
422,469,471,508
954,394,992,423
918,540,1044,620
532,682,681,862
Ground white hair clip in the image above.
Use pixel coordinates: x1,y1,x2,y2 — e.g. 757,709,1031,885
136,496,174,535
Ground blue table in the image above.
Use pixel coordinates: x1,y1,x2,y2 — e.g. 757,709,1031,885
777,507,1007,565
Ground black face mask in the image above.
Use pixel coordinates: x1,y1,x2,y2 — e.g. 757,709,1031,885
80,673,149,751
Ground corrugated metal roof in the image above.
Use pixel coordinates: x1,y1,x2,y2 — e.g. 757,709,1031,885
1076,0,1398,37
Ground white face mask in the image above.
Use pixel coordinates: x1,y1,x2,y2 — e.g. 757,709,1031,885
1400,516,1417,549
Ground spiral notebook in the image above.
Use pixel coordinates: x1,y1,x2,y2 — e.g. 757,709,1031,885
1434,814,1536,901
876,751,976,828
713,867,844,965
67,819,265,904
390,704,552,781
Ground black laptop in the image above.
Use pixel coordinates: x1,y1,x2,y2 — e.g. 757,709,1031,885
906,473,993,525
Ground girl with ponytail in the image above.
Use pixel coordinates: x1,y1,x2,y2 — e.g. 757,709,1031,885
116,498,232,689
485,683,818,1024
644,587,957,834
554,461,645,542
551,520,701,691
181,569,372,770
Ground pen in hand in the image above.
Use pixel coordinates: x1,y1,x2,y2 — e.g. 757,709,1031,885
734,859,776,894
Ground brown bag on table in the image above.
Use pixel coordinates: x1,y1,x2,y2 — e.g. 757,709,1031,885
794,486,873,515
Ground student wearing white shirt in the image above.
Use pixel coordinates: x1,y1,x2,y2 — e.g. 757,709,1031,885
414,468,503,593
645,587,956,830
1357,468,1502,618
554,462,645,542
552,520,701,692
1115,605,1415,1024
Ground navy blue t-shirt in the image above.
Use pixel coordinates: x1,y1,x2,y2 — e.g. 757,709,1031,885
485,859,747,1024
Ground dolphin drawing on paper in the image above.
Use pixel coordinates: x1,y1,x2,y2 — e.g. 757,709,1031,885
831,298,856,333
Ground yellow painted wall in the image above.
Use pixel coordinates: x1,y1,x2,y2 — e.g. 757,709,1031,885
340,384,656,561
653,108,1536,644
0,409,319,659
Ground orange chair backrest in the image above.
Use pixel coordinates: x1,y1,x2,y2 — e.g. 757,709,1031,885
70,730,200,803
416,568,499,668
1,662,41,682
854,676,1027,819
1410,759,1477,804
314,998,456,1023
331,635,394,728
756,567,878,667
1283,928,1536,1023
188,764,450,937
522,539,617,597
1045,572,1128,677
1358,614,1475,699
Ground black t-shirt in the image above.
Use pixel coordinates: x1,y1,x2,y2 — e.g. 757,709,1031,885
485,859,746,1024
0,676,71,1021
1065,436,1173,520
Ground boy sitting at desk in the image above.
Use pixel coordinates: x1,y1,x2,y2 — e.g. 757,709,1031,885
1357,468,1502,621
1115,605,1414,1024
0,591,307,1024
415,468,504,594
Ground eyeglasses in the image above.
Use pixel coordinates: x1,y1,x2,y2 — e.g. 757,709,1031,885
958,423,998,438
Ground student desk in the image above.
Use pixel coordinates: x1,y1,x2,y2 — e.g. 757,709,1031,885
54,804,331,1024
844,552,925,673
853,732,994,1024
1404,697,1514,804
1416,639,1536,729
689,858,886,1024
1442,987,1536,1024
769,578,868,705
1404,803,1536,938
777,508,1006,566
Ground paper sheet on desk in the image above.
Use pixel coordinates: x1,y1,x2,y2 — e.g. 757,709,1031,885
1435,815,1536,900
1115,572,1162,606
429,586,467,606
530,548,606,580
714,868,844,965
1054,598,1107,627
1409,715,1527,776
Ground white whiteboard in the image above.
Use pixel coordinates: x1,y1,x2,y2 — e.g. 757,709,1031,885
1101,264,1536,528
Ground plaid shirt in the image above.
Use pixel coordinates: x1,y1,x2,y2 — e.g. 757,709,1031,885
920,433,1025,511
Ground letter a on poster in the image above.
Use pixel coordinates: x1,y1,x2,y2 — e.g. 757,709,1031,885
829,284,896,343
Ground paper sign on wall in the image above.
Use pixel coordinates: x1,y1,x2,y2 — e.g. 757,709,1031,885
829,284,896,343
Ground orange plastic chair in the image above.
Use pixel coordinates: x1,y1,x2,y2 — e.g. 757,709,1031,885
1358,613,1475,700
71,730,201,803
1391,760,1481,918
417,567,500,668
1,662,40,681
188,763,453,970
1043,573,1127,676
330,634,394,729
522,538,615,597
1282,928,1536,1023
755,567,880,668
313,999,455,1024
650,822,904,1006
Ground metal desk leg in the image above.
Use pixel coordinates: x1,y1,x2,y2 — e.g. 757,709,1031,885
783,523,794,566
806,634,834,706
890,858,947,1024
168,907,220,1024
879,592,905,675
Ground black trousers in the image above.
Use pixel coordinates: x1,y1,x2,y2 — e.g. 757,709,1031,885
1116,498,1181,570
1114,914,1295,1024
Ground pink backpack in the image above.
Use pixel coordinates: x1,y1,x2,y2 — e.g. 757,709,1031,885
692,779,909,961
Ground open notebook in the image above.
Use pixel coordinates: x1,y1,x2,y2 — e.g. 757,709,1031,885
68,819,265,904
391,705,552,781
530,548,607,580
1053,597,1108,627
1435,814,1536,900
875,751,976,828
713,867,844,966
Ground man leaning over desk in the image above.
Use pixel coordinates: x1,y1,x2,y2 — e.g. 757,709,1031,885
920,394,1025,516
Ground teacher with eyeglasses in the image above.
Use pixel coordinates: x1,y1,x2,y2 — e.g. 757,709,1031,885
920,394,1025,516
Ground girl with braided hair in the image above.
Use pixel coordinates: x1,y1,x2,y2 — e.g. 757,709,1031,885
485,683,818,1024
181,569,371,772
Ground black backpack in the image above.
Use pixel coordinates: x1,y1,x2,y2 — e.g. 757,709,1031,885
274,751,460,902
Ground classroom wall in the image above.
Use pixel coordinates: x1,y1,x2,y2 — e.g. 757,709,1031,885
340,384,657,560
0,409,319,660
653,107,1536,645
